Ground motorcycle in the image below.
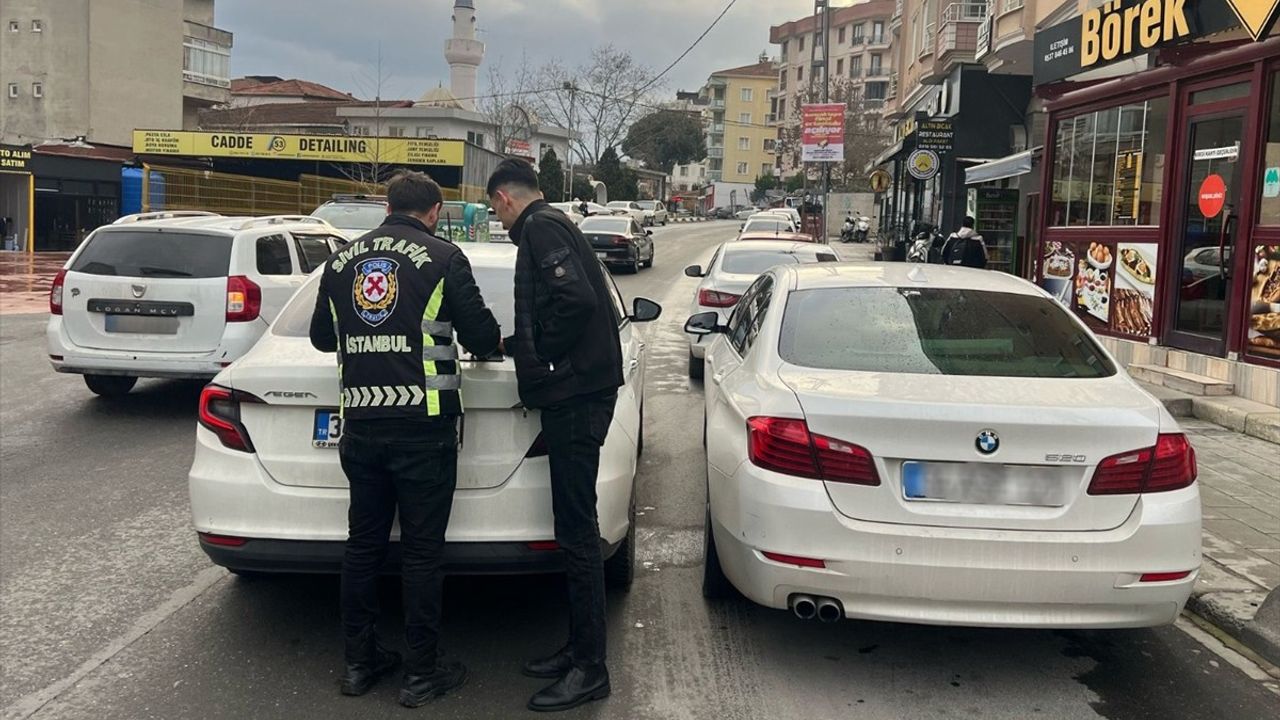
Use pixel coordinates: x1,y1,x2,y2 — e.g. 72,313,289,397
840,216,856,243
854,214,870,243
907,229,941,263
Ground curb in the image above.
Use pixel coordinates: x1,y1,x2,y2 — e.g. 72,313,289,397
1135,380,1280,446
1187,585,1280,667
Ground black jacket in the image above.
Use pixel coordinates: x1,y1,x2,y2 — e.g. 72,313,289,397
505,200,624,408
309,214,500,420
942,230,988,269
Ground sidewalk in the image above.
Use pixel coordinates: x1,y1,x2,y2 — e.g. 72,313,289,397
0,251,68,315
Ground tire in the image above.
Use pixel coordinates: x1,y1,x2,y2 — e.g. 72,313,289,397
84,374,137,397
688,350,704,379
643,248,654,269
629,255,641,274
604,501,636,592
702,503,735,599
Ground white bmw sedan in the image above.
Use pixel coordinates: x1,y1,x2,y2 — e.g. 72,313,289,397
188,243,660,589
687,263,1201,628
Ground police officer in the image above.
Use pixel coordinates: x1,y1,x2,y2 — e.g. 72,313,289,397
309,171,500,708
487,158,624,712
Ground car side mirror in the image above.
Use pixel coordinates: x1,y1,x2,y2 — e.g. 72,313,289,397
684,264,704,278
684,311,725,336
631,297,662,323
645,229,653,236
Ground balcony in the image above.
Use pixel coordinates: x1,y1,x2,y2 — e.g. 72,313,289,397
850,36,866,46
710,122,725,133
976,11,992,60
935,3,987,64
711,98,726,108
707,147,724,159
867,34,889,47
1001,0,1024,11
865,66,889,79
182,22,233,107
978,0,1034,74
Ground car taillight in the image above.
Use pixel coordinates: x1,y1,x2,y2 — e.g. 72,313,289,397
198,532,248,547
698,289,741,308
50,269,67,315
226,275,261,322
747,417,879,485
1088,433,1196,495
613,235,629,246
198,385,262,453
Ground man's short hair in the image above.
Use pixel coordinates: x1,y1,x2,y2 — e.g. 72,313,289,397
961,215,976,228
486,158,539,198
386,171,443,214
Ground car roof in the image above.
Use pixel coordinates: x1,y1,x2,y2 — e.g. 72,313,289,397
778,262,1043,295
737,231,814,242
101,215,339,234
722,240,831,254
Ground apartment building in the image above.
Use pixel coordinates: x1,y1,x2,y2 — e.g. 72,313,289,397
0,0,233,147
700,58,778,184
769,1,895,177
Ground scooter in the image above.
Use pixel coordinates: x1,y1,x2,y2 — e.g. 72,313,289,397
907,229,940,263
854,214,870,243
840,216,856,243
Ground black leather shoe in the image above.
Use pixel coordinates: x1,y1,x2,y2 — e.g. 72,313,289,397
398,661,468,708
522,645,574,679
527,666,611,712
340,646,401,696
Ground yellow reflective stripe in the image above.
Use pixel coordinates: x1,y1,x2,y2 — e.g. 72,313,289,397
329,299,344,420
422,278,446,416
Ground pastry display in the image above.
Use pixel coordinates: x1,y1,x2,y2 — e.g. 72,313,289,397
1113,289,1152,336
1119,248,1154,285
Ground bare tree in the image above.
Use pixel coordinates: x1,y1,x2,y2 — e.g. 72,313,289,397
478,53,540,155
530,46,657,165
336,44,398,189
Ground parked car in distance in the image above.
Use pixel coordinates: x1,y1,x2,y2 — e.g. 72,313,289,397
310,195,388,240
735,207,760,221
48,212,346,396
581,215,655,274
683,240,838,378
740,215,798,236
712,207,735,220
188,242,664,587
763,207,803,227
607,201,649,225
689,262,1200,629
548,202,587,225
737,231,815,243
642,200,669,226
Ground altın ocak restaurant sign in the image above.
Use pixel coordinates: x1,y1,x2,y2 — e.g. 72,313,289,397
132,130,465,166
1033,0,1279,84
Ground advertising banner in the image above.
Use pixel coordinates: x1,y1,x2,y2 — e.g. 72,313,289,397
0,144,32,172
133,130,465,166
1248,244,1280,359
801,104,845,163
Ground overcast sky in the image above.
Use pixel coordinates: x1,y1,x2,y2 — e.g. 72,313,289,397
218,0,821,101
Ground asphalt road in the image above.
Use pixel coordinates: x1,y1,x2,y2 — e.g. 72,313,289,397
1,220,1277,719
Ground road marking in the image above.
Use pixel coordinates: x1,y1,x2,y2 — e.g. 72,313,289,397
1175,614,1280,693
3,565,227,720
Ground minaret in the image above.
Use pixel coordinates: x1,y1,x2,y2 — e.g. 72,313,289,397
444,0,484,111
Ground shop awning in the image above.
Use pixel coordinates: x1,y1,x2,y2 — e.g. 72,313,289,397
964,147,1039,185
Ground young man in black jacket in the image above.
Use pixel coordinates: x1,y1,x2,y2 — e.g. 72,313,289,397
487,158,624,712
309,171,501,708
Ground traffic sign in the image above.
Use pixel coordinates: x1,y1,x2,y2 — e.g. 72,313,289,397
907,149,939,181
868,169,892,193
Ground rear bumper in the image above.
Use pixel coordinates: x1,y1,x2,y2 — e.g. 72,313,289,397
592,247,636,265
710,462,1202,628
47,316,263,378
199,535,622,575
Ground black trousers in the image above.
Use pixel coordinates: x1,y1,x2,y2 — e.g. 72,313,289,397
540,391,618,671
338,417,458,675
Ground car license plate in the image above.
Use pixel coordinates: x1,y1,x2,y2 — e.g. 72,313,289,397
313,409,342,449
595,252,608,259
901,461,1068,507
104,314,179,334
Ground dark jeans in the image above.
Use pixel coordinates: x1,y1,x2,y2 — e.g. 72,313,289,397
338,417,458,675
540,390,618,671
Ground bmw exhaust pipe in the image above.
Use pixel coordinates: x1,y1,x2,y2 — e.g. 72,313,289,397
816,597,843,623
790,594,817,620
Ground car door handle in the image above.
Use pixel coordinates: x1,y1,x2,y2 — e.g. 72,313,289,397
628,358,639,376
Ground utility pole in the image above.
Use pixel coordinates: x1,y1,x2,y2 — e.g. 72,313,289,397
819,0,831,241
563,81,578,199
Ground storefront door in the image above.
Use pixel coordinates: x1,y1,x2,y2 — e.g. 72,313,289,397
1168,110,1248,356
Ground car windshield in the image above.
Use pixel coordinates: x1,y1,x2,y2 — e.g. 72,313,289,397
312,203,386,233
581,218,631,233
70,231,232,278
720,249,805,275
778,287,1116,378
274,259,516,338
743,219,791,234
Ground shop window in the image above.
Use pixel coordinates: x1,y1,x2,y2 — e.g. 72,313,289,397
1050,97,1167,227
1190,82,1250,106
1257,74,1280,225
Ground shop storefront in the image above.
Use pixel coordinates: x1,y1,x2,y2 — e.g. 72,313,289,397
1034,11,1280,375
0,144,34,251
30,146,128,252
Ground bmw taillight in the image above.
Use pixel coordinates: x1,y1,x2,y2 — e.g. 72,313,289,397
198,385,263,453
50,269,67,315
747,417,879,485
698,289,741,308
226,275,261,322
1088,433,1196,495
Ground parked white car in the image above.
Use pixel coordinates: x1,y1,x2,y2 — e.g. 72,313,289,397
762,207,802,227
310,196,388,240
740,214,798,236
548,202,587,225
683,240,838,378
47,212,345,396
188,243,662,588
642,200,668,226
607,201,649,226
687,263,1200,628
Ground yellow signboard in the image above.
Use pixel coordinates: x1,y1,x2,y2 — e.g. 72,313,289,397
132,130,465,166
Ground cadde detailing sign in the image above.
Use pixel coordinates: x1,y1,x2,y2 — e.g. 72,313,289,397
1032,0,1269,85
133,130,465,166
0,144,32,172
801,104,846,163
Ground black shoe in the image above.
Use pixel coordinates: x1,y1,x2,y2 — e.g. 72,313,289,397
527,666,611,713
340,646,401,696
398,661,468,708
522,645,574,679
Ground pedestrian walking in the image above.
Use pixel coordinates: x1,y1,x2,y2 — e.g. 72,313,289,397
309,171,501,708
942,215,988,269
487,158,624,713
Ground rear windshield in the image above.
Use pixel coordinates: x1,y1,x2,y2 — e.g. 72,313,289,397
312,203,386,233
70,230,231,278
581,218,631,234
778,287,1116,378
721,249,805,275
743,219,792,234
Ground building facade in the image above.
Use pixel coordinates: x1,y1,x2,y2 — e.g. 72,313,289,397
770,0,895,178
701,58,778,184
0,0,232,147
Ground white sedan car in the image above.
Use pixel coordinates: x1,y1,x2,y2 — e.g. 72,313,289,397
687,263,1200,628
188,243,661,588
683,240,837,378
607,201,648,225
740,214,798,236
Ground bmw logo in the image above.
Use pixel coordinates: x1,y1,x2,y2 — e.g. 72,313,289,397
975,430,1000,455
